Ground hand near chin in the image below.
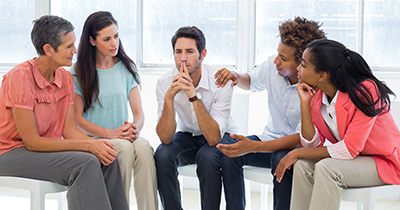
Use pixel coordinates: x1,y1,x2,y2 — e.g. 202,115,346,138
297,83,317,102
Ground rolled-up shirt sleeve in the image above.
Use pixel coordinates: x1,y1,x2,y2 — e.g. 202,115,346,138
209,81,234,139
327,140,353,159
300,126,322,148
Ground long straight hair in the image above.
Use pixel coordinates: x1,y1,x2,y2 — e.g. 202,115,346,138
74,11,140,112
307,39,395,117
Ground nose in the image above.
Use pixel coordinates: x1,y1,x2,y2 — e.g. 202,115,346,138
180,52,187,62
296,64,301,72
72,45,77,54
111,38,117,47
273,55,279,65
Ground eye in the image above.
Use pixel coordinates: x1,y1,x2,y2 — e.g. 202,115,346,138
300,62,305,68
104,38,110,41
115,34,119,38
281,56,288,61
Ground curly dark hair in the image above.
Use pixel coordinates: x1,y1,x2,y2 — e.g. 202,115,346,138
279,16,326,64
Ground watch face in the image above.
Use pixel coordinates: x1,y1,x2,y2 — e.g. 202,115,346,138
196,92,202,100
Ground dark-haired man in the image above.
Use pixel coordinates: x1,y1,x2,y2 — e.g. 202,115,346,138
155,26,239,210
215,17,326,210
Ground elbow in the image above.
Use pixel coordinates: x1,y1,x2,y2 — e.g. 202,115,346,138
206,136,221,147
159,136,173,145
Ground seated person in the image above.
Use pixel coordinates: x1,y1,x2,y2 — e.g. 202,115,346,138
216,17,326,210
276,39,400,210
0,15,128,210
155,26,239,210
71,11,157,209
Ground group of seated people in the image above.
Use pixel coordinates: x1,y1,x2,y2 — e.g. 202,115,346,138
0,11,399,210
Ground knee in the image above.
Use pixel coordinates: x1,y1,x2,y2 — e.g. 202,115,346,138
271,150,291,168
133,137,154,157
195,145,220,166
220,154,241,168
314,158,340,180
155,144,176,165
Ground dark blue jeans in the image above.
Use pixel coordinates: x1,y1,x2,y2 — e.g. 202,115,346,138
155,132,236,210
220,135,293,210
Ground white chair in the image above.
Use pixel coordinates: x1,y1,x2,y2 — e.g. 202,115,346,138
243,166,273,210
243,166,400,210
0,176,67,210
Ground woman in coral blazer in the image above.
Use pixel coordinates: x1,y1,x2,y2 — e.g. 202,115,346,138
275,39,400,210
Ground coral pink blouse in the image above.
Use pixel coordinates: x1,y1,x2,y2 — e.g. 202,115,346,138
0,58,74,156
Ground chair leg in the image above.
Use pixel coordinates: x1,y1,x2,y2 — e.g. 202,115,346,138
58,191,66,210
31,189,46,210
245,179,252,210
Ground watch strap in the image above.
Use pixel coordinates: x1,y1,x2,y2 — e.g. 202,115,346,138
189,95,198,102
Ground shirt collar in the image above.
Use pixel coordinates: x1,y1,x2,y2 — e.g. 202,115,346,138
196,64,209,91
30,58,63,89
322,90,339,106
283,76,299,88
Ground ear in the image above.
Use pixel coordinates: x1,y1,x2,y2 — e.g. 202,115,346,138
89,36,96,46
42,44,54,57
319,72,329,82
200,49,207,61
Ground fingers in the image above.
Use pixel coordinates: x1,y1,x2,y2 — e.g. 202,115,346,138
230,133,246,141
181,61,189,75
93,140,117,166
214,68,237,88
217,144,238,157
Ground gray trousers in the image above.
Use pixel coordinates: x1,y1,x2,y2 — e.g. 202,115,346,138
290,156,386,210
0,147,129,210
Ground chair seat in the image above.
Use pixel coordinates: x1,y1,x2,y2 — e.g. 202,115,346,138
0,176,67,210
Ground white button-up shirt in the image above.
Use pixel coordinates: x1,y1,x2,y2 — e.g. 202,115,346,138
156,64,239,138
249,55,301,141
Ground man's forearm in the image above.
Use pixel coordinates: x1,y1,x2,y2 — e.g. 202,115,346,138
192,100,221,146
253,133,301,153
156,98,177,144
236,72,251,90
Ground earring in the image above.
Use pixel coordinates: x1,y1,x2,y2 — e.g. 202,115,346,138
319,79,321,82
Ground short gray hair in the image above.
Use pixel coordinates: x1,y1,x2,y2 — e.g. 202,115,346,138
31,15,74,55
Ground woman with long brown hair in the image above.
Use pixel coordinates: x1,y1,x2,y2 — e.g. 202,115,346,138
70,11,158,209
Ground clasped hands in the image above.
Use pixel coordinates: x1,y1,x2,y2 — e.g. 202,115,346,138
166,61,197,99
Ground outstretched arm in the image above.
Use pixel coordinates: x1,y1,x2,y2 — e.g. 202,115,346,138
217,133,301,157
214,68,251,90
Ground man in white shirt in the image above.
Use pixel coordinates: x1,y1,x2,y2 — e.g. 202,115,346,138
215,17,327,210
155,26,239,210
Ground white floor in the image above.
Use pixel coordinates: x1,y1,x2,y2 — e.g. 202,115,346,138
1,176,400,210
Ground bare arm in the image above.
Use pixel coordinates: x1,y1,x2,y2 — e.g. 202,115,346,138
214,68,251,90
73,94,135,140
297,83,317,140
275,146,330,182
128,86,145,133
156,67,193,144
13,106,117,165
192,99,221,146
156,95,177,144
217,133,301,157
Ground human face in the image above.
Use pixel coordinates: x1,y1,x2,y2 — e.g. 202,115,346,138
273,41,299,84
51,31,77,67
174,37,206,75
90,24,119,58
297,48,320,86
